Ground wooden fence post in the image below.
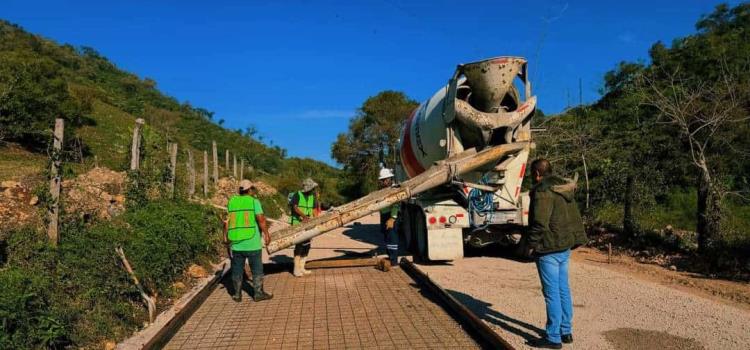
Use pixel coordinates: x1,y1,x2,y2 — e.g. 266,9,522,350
186,149,195,198
212,141,218,185
203,150,209,197
48,118,64,246
240,159,244,180
233,154,237,178
225,149,229,174
130,118,144,171
168,143,177,198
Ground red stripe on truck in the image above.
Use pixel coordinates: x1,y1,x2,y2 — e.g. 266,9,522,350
400,108,425,177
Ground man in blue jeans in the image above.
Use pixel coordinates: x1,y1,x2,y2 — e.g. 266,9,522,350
522,159,588,349
225,180,273,302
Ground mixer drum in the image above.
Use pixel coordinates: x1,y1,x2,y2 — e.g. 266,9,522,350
399,57,536,179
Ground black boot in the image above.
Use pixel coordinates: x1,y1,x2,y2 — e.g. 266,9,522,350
561,334,573,344
253,283,273,302
232,279,242,302
526,337,562,349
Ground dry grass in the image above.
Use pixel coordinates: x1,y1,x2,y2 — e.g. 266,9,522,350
0,144,46,182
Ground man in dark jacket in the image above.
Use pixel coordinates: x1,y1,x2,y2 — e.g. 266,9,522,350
524,159,588,349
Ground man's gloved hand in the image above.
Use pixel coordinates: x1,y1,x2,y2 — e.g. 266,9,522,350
520,247,535,259
515,236,535,260
385,218,395,230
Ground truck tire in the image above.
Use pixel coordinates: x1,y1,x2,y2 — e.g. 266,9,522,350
413,207,428,262
400,203,414,252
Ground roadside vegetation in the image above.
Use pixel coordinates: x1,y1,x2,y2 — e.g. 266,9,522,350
0,200,222,349
533,3,750,276
331,91,418,199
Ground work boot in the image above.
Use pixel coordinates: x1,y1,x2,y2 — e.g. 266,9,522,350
526,338,562,349
253,285,273,302
561,334,573,344
231,280,242,303
301,257,312,275
293,255,304,277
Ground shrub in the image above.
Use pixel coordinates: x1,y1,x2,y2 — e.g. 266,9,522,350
0,200,221,349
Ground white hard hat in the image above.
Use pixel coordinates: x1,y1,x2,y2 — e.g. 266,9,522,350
239,179,253,191
301,178,318,192
378,168,395,180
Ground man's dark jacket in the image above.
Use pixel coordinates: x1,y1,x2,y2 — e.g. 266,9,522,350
526,175,588,254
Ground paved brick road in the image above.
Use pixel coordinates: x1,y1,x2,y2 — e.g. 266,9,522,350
164,266,480,350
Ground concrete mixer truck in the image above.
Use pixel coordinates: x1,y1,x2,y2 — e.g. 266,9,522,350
266,56,536,261
396,56,535,260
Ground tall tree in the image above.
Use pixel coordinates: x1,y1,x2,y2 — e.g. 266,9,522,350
640,67,748,252
639,3,750,252
0,53,86,149
331,91,418,198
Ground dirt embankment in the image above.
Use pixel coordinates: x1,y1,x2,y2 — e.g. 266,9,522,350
574,247,750,310
63,167,126,220
1,167,287,232
0,180,39,227
1,167,127,229
208,177,277,208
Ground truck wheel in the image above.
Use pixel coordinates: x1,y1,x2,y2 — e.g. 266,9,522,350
401,204,414,252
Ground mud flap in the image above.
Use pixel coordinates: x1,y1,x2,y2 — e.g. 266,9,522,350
427,228,464,261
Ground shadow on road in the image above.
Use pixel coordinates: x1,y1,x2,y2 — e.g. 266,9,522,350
219,275,256,298
447,289,544,342
219,262,290,297
269,255,293,265
341,222,382,246
341,222,410,257
464,244,536,264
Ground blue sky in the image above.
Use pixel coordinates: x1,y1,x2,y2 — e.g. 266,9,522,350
2,0,737,165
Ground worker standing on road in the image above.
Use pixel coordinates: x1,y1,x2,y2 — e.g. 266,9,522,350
378,168,400,268
290,178,319,277
224,180,273,302
522,159,587,349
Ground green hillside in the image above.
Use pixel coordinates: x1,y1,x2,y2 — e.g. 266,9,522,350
0,20,347,349
0,19,344,205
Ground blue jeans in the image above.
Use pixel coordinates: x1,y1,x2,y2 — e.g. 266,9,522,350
380,215,399,265
535,249,573,344
231,249,264,296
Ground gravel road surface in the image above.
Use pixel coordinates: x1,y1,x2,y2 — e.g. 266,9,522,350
417,249,750,349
